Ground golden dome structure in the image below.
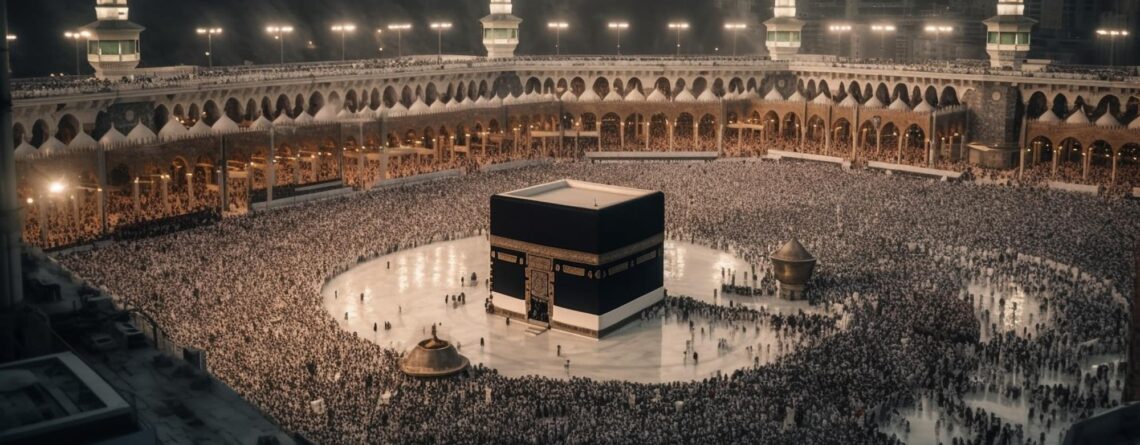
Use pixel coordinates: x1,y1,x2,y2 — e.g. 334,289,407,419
398,327,470,378
769,239,816,300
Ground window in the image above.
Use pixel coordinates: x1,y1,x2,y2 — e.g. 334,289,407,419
987,32,999,44
767,31,776,41
1016,32,1030,44
999,32,1016,44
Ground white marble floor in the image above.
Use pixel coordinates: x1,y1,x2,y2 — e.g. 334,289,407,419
322,236,822,383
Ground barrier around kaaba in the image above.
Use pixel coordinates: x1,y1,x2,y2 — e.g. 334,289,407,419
489,180,665,338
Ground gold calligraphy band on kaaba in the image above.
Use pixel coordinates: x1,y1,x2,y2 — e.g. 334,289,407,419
489,233,664,267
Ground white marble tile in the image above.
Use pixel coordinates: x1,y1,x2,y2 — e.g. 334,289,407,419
322,236,807,383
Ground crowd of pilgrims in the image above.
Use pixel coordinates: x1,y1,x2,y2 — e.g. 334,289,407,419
54,158,1138,444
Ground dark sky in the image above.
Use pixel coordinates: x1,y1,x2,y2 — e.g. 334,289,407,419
8,0,764,77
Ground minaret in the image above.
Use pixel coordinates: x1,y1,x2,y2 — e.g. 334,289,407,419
81,0,144,79
983,0,1036,69
480,0,522,59
764,0,804,61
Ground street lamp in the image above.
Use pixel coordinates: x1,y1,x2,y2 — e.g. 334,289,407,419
331,23,357,61
196,27,222,68
548,22,568,55
63,30,91,75
668,22,689,56
870,24,896,60
724,23,747,56
1095,28,1130,67
828,24,852,58
608,22,629,55
923,25,953,60
387,23,412,58
266,25,294,64
430,22,452,62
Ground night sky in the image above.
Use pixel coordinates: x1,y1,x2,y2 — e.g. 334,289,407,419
8,0,759,78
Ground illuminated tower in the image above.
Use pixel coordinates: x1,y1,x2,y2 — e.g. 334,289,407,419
481,0,522,59
764,0,804,60
984,0,1036,69
81,0,144,79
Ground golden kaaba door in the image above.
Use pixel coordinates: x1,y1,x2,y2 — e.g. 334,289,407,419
526,256,554,325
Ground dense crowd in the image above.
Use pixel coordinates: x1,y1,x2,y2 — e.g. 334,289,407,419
58,159,1137,444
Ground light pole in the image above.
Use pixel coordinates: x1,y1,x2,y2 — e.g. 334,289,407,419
923,25,953,60
608,22,628,55
388,23,411,58
196,27,222,68
548,22,568,55
331,24,356,61
828,24,852,58
870,24,896,60
724,23,746,56
1096,28,1130,67
63,30,90,75
668,22,689,56
374,29,384,57
430,22,452,62
266,25,294,64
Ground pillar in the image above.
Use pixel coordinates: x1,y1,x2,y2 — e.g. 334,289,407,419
131,179,140,215
37,198,47,247
161,176,171,215
267,130,276,203
644,122,650,151
897,135,904,164
0,0,25,314
668,121,675,151
693,122,699,148
1112,151,1118,185
1019,145,1026,180
619,122,625,151
185,173,195,209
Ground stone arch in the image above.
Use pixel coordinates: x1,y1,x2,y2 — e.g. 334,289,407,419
478,80,490,98
274,94,291,118
243,98,258,122
580,113,598,131
293,94,305,117
172,104,185,123
1089,140,1113,169
425,83,439,105
782,112,801,141
728,77,744,94
939,86,960,107
698,114,716,143
875,83,890,105
260,96,273,120
307,92,325,116
601,112,621,145
673,78,687,97
56,114,82,144
1051,93,1070,117
626,77,643,95
369,88,381,110
818,80,832,99
220,98,241,123
675,112,695,141
525,77,542,94
654,77,672,99
345,89,359,111
400,86,414,107
592,77,610,97
691,77,708,96
30,119,52,146
382,86,398,108
924,86,939,108
569,77,586,96
891,83,910,105
187,104,201,124
1093,95,1121,120
12,122,25,146
712,78,726,97
542,78,555,95
1057,137,1083,167
1026,91,1049,119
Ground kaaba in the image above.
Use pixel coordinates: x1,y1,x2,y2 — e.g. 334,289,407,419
489,180,665,338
